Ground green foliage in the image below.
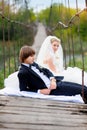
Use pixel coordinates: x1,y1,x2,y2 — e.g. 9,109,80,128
67,55,87,71
0,1,37,89
0,1,36,41
0,70,4,89
79,13,87,41
37,3,87,43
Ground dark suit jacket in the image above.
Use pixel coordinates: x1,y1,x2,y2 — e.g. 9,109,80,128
18,62,64,92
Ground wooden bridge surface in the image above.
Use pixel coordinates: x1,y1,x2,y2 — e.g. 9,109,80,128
0,95,87,130
0,23,87,130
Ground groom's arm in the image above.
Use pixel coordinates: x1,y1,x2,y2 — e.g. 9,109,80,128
38,78,57,95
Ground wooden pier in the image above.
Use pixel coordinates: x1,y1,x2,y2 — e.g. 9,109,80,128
0,95,87,130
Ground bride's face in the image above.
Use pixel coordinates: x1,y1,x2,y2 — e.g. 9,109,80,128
51,41,59,52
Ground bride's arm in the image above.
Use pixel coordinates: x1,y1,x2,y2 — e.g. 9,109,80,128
44,56,57,73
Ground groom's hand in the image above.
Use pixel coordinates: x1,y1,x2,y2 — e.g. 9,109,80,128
50,78,57,90
39,88,51,95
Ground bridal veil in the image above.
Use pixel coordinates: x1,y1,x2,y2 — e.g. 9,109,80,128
36,35,64,72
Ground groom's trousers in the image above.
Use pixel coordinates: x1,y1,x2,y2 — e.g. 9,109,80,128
50,81,87,100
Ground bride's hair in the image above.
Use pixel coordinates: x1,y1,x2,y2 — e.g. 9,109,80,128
50,37,61,44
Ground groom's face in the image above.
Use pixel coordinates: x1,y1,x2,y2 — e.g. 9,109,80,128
24,55,35,64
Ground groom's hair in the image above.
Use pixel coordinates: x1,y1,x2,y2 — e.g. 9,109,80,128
19,45,35,63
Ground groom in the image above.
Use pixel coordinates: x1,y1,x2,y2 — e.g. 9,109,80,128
18,45,87,103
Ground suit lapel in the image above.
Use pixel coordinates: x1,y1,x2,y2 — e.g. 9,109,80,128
28,67,41,78
21,64,41,79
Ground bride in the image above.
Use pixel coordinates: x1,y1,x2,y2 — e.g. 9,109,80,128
36,35,87,86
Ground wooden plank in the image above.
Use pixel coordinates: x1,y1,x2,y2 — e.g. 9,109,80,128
0,96,87,130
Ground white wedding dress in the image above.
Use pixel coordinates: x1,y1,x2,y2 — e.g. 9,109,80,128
36,35,87,86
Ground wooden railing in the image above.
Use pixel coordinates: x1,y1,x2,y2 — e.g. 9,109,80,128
0,0,36,88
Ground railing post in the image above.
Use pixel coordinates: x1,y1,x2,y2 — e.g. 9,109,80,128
85,0,87,7
2,0,6,79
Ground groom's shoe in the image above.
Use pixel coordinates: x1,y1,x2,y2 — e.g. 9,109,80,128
82,96,87,104
83,98,87,104
80,93,87,104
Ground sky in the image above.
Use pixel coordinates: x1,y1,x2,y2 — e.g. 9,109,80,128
29,0,86,13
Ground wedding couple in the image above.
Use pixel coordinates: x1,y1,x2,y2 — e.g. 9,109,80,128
18,36,87,103
18,38,87,103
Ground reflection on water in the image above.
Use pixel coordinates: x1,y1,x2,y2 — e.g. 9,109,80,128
65,54,82,63
64,54,86,69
